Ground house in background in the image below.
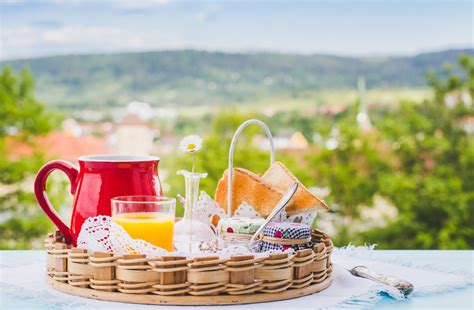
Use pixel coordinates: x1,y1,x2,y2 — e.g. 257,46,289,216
5,100,161,161
319,103,346,116
104,101,159,155
5,131,108,162
254,131,309,151
108,113,156,155
155,134,179,155
444,90,473,108
460,116,474,135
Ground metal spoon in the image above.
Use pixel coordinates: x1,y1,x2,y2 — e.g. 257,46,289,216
249,182,299,244
350,265,414,297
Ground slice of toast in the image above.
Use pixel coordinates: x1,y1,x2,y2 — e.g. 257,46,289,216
262,161,330,214
214,168,284,218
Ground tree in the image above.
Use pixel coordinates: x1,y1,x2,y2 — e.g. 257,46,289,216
369,55,474,249
163,109,316,219
308,56,474,249
164,111,271,216
0,67,62,249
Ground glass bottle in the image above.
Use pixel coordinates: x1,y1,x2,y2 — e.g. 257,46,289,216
173,170,215,253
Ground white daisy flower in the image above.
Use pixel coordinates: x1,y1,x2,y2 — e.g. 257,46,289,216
179,135,202,153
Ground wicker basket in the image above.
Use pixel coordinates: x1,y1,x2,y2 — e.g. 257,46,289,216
44,230,334,305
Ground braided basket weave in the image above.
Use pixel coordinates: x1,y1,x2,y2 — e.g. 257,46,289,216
44,229,333,305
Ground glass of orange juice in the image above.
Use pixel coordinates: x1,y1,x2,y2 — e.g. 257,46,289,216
111,196,175,251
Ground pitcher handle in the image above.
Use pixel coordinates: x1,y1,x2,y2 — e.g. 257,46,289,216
34,160,79,244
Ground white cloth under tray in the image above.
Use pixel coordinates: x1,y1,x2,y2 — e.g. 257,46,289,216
0,248,472,309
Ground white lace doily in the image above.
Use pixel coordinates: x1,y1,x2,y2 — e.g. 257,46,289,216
194,191,227,224
77,214,296,258
195,191,319,227
76,216,169,257
234,202,262,218
76,190,317,257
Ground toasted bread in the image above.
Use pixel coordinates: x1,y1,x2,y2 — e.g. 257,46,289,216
262,161,330,214
214,168,284,217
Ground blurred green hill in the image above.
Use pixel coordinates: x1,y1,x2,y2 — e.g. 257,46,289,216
1,49,472,109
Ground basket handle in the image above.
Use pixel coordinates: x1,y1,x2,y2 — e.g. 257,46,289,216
227,119,275,217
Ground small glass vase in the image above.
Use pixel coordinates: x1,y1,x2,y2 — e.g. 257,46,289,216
173,170,216,253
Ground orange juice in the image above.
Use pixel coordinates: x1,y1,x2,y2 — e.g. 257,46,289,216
112,212,174,251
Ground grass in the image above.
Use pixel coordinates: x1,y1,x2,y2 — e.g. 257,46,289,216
172,88,431,117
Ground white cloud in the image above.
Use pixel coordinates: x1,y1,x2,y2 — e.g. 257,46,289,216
2,0,24,4
2,0,171,8
194,5,220,23
113,0,171,9
1,23,184,60
40,25,122,44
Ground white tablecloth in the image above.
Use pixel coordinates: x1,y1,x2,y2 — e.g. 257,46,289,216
1,249,472,309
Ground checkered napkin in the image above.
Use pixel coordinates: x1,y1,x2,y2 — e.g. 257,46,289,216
258,222,313,252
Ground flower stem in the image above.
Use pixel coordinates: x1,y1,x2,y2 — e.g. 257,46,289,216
192,152,196,173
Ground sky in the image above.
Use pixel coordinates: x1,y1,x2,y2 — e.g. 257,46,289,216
0,0,472,60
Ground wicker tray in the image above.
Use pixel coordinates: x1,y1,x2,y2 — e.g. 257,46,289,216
45,230,333,306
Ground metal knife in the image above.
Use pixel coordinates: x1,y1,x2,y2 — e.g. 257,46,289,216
349,265,414,297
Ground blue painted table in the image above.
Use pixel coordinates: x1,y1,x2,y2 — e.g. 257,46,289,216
1,250,472,309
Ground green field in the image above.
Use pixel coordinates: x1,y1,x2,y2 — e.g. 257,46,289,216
1,49,469,110
171,88,430,117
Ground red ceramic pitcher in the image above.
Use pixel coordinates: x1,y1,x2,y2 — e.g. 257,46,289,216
34,155,162,245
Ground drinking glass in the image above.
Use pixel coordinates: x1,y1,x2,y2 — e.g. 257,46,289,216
111,196,176,251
